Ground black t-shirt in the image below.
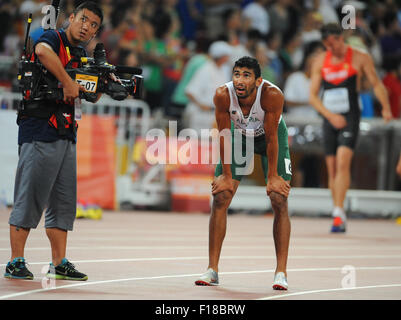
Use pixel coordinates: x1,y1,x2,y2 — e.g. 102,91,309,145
18,29,86,145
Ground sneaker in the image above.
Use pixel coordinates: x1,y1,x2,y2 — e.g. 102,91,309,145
272,272,288,290
331,217,346,233
46,258,88,281
195,268,219,286
4,257,34,280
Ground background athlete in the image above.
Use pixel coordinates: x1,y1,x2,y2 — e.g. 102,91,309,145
195,56,292,290
309,23,392,233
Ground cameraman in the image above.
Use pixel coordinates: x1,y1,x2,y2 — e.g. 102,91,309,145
4,1,103,281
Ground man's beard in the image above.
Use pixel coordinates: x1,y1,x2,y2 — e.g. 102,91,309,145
236,85,256,99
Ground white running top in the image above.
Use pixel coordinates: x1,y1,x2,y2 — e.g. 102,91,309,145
225,79,282,137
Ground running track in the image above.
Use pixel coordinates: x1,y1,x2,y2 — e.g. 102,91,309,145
1,209,400,301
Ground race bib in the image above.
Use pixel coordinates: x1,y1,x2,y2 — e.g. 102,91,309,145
75,74,98,93
322,88,350,113
284,158,292,175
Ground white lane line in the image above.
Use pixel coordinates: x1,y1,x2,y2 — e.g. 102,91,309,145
0,273,201,300
0,246,214,251
0,245,400,251
1,266,401,300
1,255,401,267
258,284,401,300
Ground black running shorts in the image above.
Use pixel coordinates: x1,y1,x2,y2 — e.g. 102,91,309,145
322,112,360,155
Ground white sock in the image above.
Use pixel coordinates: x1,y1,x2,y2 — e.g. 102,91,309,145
332,206,346,221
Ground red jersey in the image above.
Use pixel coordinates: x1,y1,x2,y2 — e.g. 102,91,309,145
321,46,360,116
321,46,358,86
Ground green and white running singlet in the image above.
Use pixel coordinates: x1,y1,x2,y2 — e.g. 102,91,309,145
214,80,292,182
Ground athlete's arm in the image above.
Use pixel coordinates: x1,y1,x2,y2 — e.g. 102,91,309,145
35,42,84,104
211,85,234,195
261,84,290,198
360,52,393,122
396,152,401,178
309,53,347,129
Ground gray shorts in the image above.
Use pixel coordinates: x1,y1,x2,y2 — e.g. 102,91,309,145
9,140,77,231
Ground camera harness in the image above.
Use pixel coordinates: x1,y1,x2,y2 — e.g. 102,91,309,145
19,30,86,136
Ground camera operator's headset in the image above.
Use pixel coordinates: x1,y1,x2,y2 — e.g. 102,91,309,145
22,30,85,136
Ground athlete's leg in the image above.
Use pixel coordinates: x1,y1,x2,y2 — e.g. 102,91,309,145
325,155,337,208
262,119,292,277
333,146,354,210
322,117,339,212
396,152,401,178
270,190,290,277
208,179,240,272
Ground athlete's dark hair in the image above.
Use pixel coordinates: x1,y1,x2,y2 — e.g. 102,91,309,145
73,1,103,24
233,56,261,79
321,23,343,40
